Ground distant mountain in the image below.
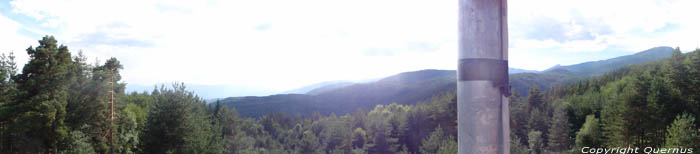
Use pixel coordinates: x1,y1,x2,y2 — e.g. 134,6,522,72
126,83,279,99
221,46,674,117
543,46,674,76
509,69,582,96
281,81,354,94
221,69,456,117
306,82,354,95
510,46,674,95
296,67,532,95
509,68,538,74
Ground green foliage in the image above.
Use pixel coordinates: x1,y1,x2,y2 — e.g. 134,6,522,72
298,130,322,154
510,133,529,154
528,130,544,154
352,127,367,149
4,36,74,153
0,52,17,103
548,105,571,152
510,91,530,146
435,139,457,154
140,84,223,154
116,103,143,154
575,115,601,151
222,70,456,118
664,113,699,149
60,130,96,154
420,125,455,154
3,36,700,154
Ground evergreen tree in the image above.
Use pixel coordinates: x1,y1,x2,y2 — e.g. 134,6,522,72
351,127,367,150
575,115,601,152
510,133,529,154
60,130,96,154
435,139,457,154
298,130,322,154
548,105,571,152
664,113,699,149
528,130,544,154
140,84,222,154
420,125,455,154
527,108,549,140
600,82,629,147
6,36,74,153
688,49,700,120
527,87,545,110
667,47,689,99
509,91,530,145
0,52,18,152
0,52,17,102
73,57,124,153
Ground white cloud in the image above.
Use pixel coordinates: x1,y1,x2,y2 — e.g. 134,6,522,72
3,0,700,96
0,13,35,68
6,0,457,93
508,0,700,70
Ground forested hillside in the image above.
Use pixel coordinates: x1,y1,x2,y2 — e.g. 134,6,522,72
509,47,700,153
1,36,698,154
222,69,457,117
0,36,460,154
222,47,675,118
509,46,674,96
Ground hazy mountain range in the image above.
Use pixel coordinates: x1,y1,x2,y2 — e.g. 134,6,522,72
218,46,674,117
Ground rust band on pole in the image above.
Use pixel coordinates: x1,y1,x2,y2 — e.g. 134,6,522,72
458,0,509,153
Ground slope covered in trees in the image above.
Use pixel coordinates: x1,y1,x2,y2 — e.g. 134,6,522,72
222,46,675,118
509,47,700,153
221,69,457,117
0,36,459,154
1,36,698,154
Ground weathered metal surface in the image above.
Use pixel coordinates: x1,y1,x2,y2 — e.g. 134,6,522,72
457,0,509,153
458,58,510,96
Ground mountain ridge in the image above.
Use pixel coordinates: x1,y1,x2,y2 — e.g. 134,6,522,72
221,46,675,117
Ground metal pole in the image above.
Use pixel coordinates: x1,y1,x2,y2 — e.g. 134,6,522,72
457,0,509,153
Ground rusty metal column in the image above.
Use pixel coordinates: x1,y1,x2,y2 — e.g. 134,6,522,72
458,0,509,154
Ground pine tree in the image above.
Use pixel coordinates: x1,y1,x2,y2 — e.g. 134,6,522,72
528,130,544,154
435,139,457,154
420,125,455,154
352,127,367,150
527,87,545,110
510,133,529,154
509,91,530,145
667,47,689,97
0,52,18,152
548,105,571,152
298,130,322,154
575,115,601,151
7,36,74,153
664,113,699,149
140,83,222,154
527,108,549,139
600,87,628,147
75,57,124,153
688,49,700,118
0,52,17,102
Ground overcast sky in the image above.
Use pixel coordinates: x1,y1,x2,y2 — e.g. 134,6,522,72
1,0,699,98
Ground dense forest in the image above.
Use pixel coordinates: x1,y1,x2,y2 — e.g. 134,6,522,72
508,46,700,153
221,46,675,118
0,36,458,154
1,36,699,154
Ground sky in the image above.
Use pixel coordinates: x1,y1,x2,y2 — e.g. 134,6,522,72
1,0,699,98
